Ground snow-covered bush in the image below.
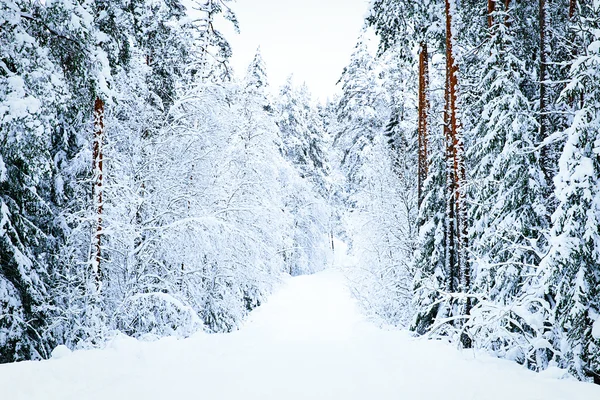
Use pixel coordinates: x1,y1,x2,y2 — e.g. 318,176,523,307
113,293,202,339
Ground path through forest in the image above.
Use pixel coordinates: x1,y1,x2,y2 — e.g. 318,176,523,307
1,257,599,399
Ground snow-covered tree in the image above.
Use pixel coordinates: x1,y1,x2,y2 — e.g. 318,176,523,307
273,70,331,277
333,36,386,192
542,1,600,383
0,0,72,361
277,77,330,195
463,1,552,367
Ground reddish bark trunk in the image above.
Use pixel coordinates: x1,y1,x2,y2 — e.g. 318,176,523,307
487,0,495,28
539,0,552,187
445,0,459,293
539,0,547,141
417,42,430,207
445,0,470,323
93,97,104,288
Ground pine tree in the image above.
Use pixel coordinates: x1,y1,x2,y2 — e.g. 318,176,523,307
130,0,188,111
366,0,458,335
245,47,269,92
412,136,448,334
186,0,239,83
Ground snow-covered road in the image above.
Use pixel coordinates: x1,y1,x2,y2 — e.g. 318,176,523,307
1,269,599,399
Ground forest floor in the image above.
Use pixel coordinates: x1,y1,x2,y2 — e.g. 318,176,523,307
1,255,600,399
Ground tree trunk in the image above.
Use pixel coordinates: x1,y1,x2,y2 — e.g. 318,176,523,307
539,0,551,185
417,42,429,207
487,0,495,28
92,97,104,289
445,0,460,295
489,1,513,30
568,0,583,108
445,0,470,335
444,68,456,295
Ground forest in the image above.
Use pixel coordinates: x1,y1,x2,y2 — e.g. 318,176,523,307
1,0,600,389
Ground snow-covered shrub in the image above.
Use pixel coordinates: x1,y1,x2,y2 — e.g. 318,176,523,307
464,295,555,367
113,293,202,339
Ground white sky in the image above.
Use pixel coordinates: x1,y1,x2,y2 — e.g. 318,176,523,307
223,0,371,101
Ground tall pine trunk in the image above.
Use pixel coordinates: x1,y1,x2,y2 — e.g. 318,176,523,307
568,0,583,108
444,0,460,292
444,72,457,295
569,0,576,19
92,97,104,289
487,0,495,28
445,0,471,334
539,0,551,185
417,42,429,207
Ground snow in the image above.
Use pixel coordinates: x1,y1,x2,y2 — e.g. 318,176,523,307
593,317,600,340
50,345,71,359
1,265,599,399
1,75,41,122
0,155,6,182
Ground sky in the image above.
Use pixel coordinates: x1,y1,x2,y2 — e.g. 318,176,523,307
223,0,371,101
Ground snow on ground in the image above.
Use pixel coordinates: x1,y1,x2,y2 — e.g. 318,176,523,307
1,247,599,399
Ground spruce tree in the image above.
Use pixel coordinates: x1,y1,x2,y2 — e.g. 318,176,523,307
0,0,82,361
465,0,551,366
543,0,600,383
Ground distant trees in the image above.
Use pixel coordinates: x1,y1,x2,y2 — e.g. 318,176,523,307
332,33,419,327
275,74,331,276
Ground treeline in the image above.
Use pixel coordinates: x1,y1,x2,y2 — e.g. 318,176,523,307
335,0,600,383
0,0,330,362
